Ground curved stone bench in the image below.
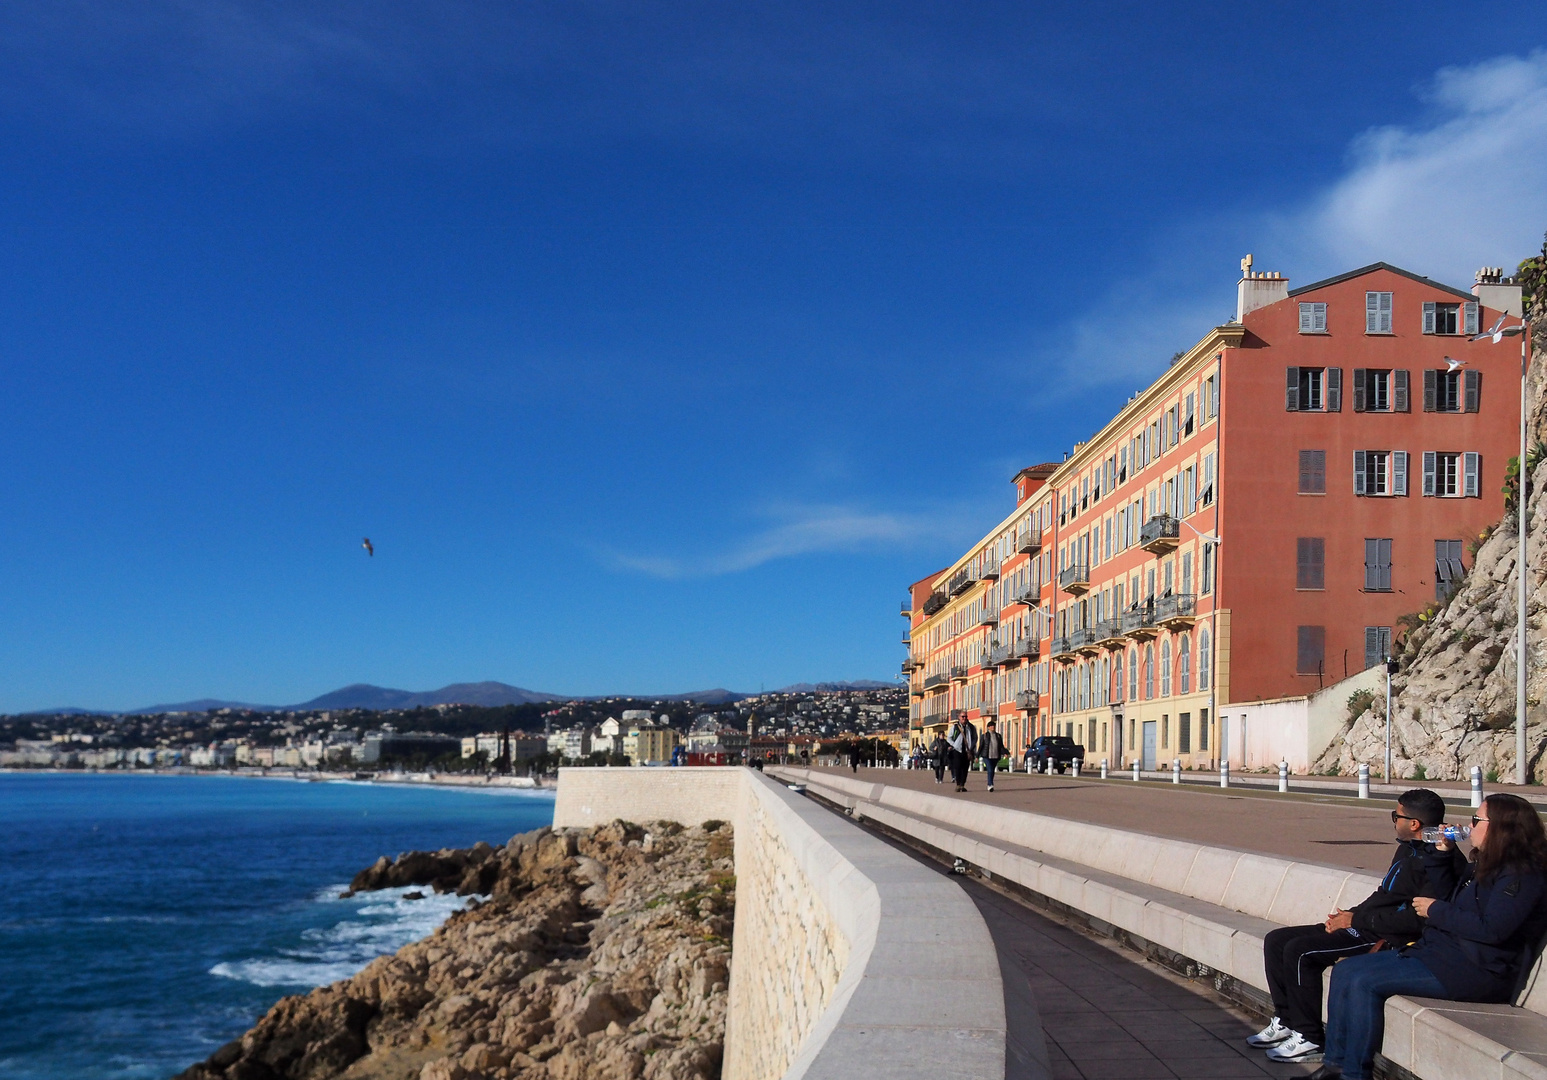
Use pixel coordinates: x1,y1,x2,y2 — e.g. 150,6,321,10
554,767,1024,1080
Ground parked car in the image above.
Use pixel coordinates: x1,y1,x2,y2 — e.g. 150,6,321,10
1027,736,1083,774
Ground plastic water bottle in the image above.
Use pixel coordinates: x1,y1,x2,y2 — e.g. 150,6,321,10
1421,824,1473,844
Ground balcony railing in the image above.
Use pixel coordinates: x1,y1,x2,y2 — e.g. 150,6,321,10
989,642,1012,667
1070,626,1099,653
1140,514,1181,554
1016,528,1042,555
923,673,948,690
900,600,912,617
1094,619,1126,646
1051,636,1076,659
923,591,947,616
979,609,999,627
1156,592,1198,626
1010,585,1039,607
948,570,973,597
980,559,1001,581
1011,638,1039,661
950,665,969,682
1015,690,1039,710
1058,564,1091,594
1121,607,1159,639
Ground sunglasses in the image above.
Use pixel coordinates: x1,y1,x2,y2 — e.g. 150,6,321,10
1472,815,1490,826
1391,811,1421,823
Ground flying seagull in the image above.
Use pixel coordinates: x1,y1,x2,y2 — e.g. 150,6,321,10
362,538,374,557
1444,356,1465,372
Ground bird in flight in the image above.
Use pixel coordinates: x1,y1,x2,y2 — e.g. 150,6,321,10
362,538,374,557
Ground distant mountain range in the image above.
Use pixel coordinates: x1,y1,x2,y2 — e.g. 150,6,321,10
21,678,898,717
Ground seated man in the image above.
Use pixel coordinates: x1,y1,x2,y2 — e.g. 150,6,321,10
1247,787,1465,1064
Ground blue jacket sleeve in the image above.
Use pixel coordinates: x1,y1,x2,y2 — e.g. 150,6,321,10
1423,846,1466,901
1425,870,1547,946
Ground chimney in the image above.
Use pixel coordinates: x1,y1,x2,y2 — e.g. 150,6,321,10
1236,254,1289,321
1473,266,1523,317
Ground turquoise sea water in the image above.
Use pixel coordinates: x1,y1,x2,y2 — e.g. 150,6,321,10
0,773,555,1080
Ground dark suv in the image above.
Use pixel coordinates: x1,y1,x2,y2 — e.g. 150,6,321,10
1028,736,1083,774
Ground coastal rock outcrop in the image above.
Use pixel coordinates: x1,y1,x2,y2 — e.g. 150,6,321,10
178,821,734,1080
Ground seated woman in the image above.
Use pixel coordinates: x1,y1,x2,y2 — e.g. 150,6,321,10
1312,792,1547,1080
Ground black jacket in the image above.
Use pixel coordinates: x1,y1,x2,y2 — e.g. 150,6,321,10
1411,848,1547,1002
1349,839,1466,946
979,729,1005,763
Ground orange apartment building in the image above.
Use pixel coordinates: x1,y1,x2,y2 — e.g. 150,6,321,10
904,260,1526,769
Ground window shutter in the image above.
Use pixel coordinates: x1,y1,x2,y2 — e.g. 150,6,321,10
1326,367,1342,412
1465,369,1481,412
1379,292,1392,333
1367,291,1379,333
1423,301,1436,334
1423,451,1437,496
1380,538,1393,591
1423,369,1437,412
1365,627,1381,670
1465,301,1479,335
1393,369,1410,412
1354,450,1367,495
1364,538,1378,589
1393,451,1408,496
1299,303,1313,333
1464,452,1480,497
1313,303,1327,332
1286,367,1300,411
1352,369,1367,411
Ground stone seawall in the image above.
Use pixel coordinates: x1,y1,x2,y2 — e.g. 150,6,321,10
553,767,1015,1080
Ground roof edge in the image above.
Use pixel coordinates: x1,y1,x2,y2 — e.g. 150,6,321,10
1287,261,1474,301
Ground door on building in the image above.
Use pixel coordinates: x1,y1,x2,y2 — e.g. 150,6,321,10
1142,721,1157,771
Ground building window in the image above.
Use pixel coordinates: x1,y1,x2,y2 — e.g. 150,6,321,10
1198,629,1211,690
1144,644,1155,699
1200,707,1209,751
1287,366,1341,412
1128,647,1139,701
1201,544,1214,594
1364,538,1394,592
1298,449,1326,494
1423,302,1460,335
1160,639,1172,696
1178,635,1191,694
1354,450,1408,496
1366,291,1393,334
1298,302,1328,333
1296,538,1325,589
1424,369,1479,413
1179,712,1191,754
1364,626,1393,670
1202,452,1215,505
1422,451,1481,497
1296,625,1326,676
1435,539,1465,600
1353,369,1408,412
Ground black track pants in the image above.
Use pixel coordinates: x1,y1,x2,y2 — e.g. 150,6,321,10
1263,923,1379,1044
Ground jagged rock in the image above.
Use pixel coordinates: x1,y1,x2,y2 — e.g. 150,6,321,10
179,822,734,1080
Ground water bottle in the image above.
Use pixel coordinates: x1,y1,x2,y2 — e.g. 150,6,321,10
1421,824,1472,844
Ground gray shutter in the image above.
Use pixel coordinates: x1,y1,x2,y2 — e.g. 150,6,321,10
1465,452,1480,497
1465,301,1479,335
1379,292,1392,332
1423,301,1436,334
1286,367,1300,411
1380,539,1393,591
1367,291,1379,333
1423,369,1437,412
1352,369,1367,411
1313,303,1327,332
1394,369,1410,412
1354,450,1367,495
1465,369,1481,412
1393,451,1408,496
1365,627,1381,670
1326,367,1342,412
1364,538,1378,589
1423,451,1437,496
1299,303,1313,332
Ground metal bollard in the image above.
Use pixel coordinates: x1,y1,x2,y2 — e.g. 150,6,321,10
1471,765,1484,809
1358,763,1370,799
1100,758,1108,780
1220,761,1229,788
1278,760,1289,793
1073,758,1082,778
1132,759,1140,782
1172,759,1181,784
1045,755,1054,775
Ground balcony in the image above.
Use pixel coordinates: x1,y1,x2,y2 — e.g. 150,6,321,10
980,559,1001,581
1058,564,1091,595
988,642,1012,667
1122,607,1159,640
901,632,911,645
1094,619,1126,648
1156,592,1198,628
1140,514,1181,554
948,570,973,598
979,609,999,627
1009,584,1038,608
1070,626,1101,655
1050,636,1076,660
923,673,948,691
923,591,947,616
950,665,969,683
900,600,912,617
1016,528,1043,555
1015,690,1039,710
1010,638,1039,661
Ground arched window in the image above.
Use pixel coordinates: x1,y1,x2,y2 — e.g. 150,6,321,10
1160,639,1172,697
1178,633,1191,694
1129,647,1139,700
1144,644,1155,699
1199,628,1211,690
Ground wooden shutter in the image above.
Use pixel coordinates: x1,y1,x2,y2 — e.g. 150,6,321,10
1379,292,1392,332
1365,627,1382,670
1352,369,1367,411
1297,625,1326,674
1367,291,1380,333
1423,369,1437,412
1423,451,1437,496
1423,301,1437,334
1354,450,1367,495
1465,369,1481,412
1379,539,1393,591
1313,303,1326,332
1393,451,1408,496
1286,367,1300,411
1364,538,1377,589
1299,303,1314,332
1464,452,1480,497
1326,367,1342,412
1393,369,1410,412
1465,301,1479,335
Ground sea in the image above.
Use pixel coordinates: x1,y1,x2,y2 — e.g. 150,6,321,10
0,772,555,1080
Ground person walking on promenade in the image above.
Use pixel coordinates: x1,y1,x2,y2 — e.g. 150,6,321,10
848,743,861,773
1249,788,1464,1064
930,733,948,784
946,715,977,792
1308,792,1547,1080
978,719,1005,792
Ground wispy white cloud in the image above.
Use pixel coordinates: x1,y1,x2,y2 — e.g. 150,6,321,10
601,502,969,579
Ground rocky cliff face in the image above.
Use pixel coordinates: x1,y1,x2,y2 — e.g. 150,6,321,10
1317,323,1547,782
178,821,734,1080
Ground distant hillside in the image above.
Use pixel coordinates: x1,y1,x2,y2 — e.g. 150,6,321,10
773,680,896,693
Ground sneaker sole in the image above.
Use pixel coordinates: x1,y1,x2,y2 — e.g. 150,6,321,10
1245,1037,1289,1048
1266,1050,1322,1063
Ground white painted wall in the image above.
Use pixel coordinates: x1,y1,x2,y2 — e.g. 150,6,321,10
1218,664,1383,772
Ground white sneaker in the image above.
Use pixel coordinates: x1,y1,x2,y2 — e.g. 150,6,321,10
1265,1033,1322,1062
1245,1017,1291,1047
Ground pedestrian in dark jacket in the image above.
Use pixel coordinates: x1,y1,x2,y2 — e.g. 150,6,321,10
930,734,948,784
946,717,977,792
1311,792,1547,1080
979,720,1006,792
1248,789,1464,1063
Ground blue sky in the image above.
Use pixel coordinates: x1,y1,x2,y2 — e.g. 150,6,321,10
3,3,1547,711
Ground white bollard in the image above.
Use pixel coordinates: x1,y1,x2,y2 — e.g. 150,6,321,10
1220,761,1230,788
1172,759,1181,784
1046,755,1054,775
1073,758,1082,778
1471,765,1484,809
1278,760,1289,793
1132,759,1140,782
1358,763,1370,799
1100,758,1109,780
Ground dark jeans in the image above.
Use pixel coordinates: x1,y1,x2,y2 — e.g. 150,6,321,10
1324,950,1448,1080
949,750,970,788
932,758,946,781
983,759,999,787
1263,924,1380,1043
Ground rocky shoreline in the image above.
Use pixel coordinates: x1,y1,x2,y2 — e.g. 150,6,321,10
178,821,734,1080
